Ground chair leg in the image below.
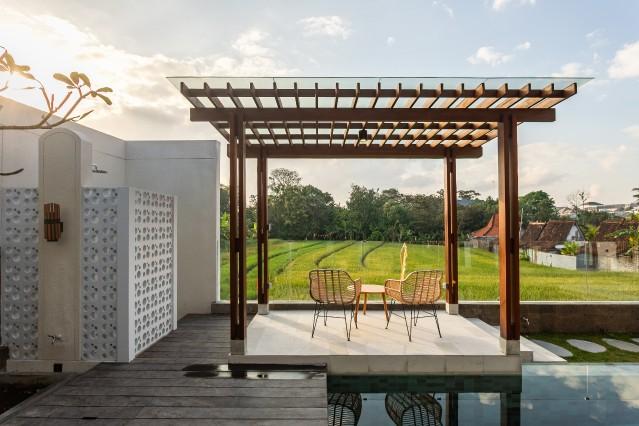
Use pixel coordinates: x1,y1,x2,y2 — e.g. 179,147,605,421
311,303,320,338
386,299,394,329
413,304,420,326
401,304,413,342
434,306,442,338
342,305,353,341
323,305,328,326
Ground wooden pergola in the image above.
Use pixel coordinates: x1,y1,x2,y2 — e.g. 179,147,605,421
172,77,585,356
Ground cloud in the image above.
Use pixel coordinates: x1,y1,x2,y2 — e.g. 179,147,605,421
231,29,272,57
586,29,607,49
432,1,454,18
492,0,536,11
608,40,639,79
552,62,594,77
623,125,639,141
386,36,396,46
298,16,352,40
0,8,296,140
467,46,512,66
516,41,531,50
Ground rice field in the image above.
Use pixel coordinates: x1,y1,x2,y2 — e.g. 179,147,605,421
219,239,639,301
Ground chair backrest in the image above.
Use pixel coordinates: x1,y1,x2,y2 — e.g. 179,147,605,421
401,270,442,304
309,269,357,304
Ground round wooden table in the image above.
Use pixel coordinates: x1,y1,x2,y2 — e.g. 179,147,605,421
354,284,389,323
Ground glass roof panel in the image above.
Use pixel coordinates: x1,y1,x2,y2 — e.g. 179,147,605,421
169,76,592,92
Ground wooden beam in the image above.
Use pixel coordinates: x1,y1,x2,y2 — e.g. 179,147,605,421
191,108,556,123
237,144,483,159
444,150,459,309
498,114,520,353
229,114,240,348
237,115,248,346
256,150,269,308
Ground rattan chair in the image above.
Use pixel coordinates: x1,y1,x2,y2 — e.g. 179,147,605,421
385,393,443,426
328,393,362,425
309,269,361,341
385,270,443,341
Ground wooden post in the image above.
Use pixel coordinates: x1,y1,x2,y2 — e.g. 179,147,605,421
498,114,520,355
230,114,247,354
256,149,269,314
445,392,459,426
500,392,521,426
443,150,459,314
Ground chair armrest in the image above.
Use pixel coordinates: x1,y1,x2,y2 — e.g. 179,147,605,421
384,279,402,292
353,279,362,296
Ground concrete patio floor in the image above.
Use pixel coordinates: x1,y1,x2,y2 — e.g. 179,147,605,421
229,310,563,375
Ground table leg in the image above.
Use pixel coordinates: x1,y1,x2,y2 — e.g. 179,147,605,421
382,294,389,322
354,292,361,325
363,293,368,315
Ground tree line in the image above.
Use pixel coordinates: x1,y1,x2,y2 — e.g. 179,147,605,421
220,168,619,243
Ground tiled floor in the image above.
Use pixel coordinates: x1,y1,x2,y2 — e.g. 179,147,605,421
232,310,526,374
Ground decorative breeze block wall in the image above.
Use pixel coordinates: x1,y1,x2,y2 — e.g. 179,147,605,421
1,188,39,359
81,188,119,361
132,189,176,354
81,187,177,362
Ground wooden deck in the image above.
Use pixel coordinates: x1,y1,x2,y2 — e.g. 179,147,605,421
1,315,328,425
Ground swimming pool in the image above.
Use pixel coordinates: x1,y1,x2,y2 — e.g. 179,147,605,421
327,364,639,425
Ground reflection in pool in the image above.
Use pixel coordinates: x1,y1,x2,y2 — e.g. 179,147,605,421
327,364,639,425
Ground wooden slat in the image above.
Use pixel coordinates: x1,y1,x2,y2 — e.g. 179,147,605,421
192,108,556,124
273,81,292,145
251,83,279,146
227,83,262,146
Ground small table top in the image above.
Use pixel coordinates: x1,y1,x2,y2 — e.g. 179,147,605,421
360,284,385,294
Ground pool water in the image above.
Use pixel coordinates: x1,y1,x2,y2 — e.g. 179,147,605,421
327,364,639,425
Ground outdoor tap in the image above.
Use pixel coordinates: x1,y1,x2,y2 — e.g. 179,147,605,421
48,334,63,345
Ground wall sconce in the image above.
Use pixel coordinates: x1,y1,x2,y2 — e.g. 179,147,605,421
44,203,63,242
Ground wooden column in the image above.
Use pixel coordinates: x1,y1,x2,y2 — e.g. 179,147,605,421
445,392,459,426
256,149,269,314
229,114,247,354
497,114,520,354
443,150,459,314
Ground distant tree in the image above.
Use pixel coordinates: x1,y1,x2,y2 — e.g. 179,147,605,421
219,185,230,215
608,212,639,262
519,190,558,226
346,185,383,240
458,189,481,201
458,195,497,237
0,46,112,175
220,213,230,248
633,187,639,202
269,168,301,195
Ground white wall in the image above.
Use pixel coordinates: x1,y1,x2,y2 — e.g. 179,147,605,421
1,97,220,318
527,249,578,270
126,140,220,316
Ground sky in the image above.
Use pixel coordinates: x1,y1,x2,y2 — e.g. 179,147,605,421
1,0,638,205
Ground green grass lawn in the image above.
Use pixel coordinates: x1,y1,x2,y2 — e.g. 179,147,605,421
220,239,639,301
525,333,639,362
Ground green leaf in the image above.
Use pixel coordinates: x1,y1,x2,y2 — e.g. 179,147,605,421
96,87,113,93
53,73,74,86
78,73,91,87
97,93,112,105
78,110,94,120
70,71,80,85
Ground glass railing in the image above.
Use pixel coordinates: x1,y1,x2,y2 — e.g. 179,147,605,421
219,237,638,302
